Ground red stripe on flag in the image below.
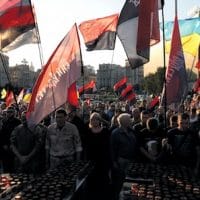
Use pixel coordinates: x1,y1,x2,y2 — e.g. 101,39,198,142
113,77,127,91
68,82,79,107
120,85,133,98
0,6,35,29
78,80,96,95
148,96,159,109
117,0,160,69
0,0,22,13
137,0,160,52
79,14,118,50
0,0,38,52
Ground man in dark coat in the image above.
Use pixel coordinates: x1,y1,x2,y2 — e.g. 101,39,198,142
0,106,21,172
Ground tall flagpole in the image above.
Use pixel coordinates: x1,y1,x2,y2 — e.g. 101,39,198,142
198,13,200,78
175,0,178,16
0,53,20,116
198,45,200,78
75,23,85,121
161,0,167,127
188,55,197,83
29,0,44,68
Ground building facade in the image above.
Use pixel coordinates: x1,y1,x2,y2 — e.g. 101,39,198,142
9,64,37,88
96,62,144,90
77,65,96,87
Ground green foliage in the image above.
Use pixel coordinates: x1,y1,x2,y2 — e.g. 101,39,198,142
186,69,197,82
141,67,198,95
141,67,165,95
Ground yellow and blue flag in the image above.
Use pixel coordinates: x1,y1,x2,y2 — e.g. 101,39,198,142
164,17,200,56
23,88,32,103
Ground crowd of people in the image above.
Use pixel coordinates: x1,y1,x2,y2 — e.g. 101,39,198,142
0,93,200,200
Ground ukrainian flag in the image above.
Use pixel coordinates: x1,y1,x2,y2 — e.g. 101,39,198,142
164,17,200,57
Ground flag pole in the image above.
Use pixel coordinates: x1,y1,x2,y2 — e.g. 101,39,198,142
198,45,200,78
175,0,188,104
198,10,200,78
160,1,167,126
29,0,44,68
0,53,21,116
75,23,85,120
175,0,178,16
188,55,197,83
110,48,115,85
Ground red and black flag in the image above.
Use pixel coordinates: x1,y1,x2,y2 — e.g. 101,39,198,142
119,84,134,101
78,80,96,96
0,0,38,52
113,77,127,95
117,0,160,69
148,96,160,110
126,92,136,105
27,24,82,127
79,13,118,51
161,16,188,106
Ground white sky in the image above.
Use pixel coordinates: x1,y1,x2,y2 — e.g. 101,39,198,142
6,0,200,72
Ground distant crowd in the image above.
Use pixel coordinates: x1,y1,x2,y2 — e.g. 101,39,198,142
0,93,200,200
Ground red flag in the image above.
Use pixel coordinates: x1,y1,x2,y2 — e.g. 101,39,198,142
161,16,188,106
67,82,79,107
117,0,160,69
113,77,127,95
5,91,14,107
27,24,82,126
0,0,38,52
79,14,118,51
78,80,96,96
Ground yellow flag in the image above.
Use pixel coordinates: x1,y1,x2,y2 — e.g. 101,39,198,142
23,93,32,103
166,33,200,57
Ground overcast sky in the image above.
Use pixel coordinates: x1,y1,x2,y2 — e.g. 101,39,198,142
6,0,200,72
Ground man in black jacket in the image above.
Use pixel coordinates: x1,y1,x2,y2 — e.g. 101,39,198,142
0,106,21,172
